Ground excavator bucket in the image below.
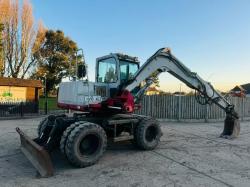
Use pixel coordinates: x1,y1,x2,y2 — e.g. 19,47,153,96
16,127,53,177
220,115,240,139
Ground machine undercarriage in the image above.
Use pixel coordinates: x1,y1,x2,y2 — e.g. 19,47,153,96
17,113,162,177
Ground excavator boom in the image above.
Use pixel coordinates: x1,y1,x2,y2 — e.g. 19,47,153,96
126,48,240,138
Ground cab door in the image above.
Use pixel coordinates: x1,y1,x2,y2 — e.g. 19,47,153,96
95,56,120,99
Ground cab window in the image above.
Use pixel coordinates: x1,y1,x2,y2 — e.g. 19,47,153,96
97,58,117,83
120,61,139,84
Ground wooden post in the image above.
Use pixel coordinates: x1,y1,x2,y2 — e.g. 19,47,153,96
241,97,244,121
205,104,209,122
178,96,181,121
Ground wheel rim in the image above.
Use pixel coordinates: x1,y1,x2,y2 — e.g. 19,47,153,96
79,134,100,156
145,126,158,142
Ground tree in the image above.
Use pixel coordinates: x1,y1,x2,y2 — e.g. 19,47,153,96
31,30,80,95
0,0,45,78
150,71,160,88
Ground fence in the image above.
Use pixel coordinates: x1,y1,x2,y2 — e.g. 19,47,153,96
135,95,250,122
0,101,39,118
1,96,250,121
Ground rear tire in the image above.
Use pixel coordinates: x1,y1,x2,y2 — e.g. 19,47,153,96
65,122,107,167
134,119,162,150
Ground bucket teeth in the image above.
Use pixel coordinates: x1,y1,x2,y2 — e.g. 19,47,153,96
16,127,54,177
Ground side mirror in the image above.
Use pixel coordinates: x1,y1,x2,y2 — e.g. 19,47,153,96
77,64,86,78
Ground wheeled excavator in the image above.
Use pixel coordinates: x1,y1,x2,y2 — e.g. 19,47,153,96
16,48,240,177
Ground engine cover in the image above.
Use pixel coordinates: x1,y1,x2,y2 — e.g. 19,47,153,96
57,81,103,111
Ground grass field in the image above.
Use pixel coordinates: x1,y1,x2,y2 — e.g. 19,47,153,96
39,97,59,110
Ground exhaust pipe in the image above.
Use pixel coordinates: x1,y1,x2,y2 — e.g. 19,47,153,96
16,127,54,177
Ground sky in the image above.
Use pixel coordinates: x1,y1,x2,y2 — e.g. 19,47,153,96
31,0,250,92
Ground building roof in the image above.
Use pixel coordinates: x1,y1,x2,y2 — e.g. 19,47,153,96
231,85,246,92
241,83,250,94
147,87,159,92
0,77,43,88
173,91,186,95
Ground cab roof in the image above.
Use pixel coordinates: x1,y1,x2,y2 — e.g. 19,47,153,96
114,53,139,63
97,53,140,64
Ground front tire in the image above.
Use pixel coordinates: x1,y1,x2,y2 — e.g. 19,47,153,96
60,121,84,156
37,115,56,137
37,117,47,137
65,122,107,167
134,119,162,150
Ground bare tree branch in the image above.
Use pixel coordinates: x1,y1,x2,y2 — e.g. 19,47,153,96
0,0,44,78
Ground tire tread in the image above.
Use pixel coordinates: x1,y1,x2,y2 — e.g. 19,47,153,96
65,122,107,167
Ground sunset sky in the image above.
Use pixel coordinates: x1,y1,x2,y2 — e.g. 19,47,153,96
32,0,250,92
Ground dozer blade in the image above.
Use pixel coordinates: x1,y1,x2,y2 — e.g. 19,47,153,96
16,127,53,177
220,116,240,139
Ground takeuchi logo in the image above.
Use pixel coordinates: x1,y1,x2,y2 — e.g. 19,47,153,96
2,91,13,97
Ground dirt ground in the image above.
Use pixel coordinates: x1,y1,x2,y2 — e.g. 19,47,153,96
0,117,250,187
